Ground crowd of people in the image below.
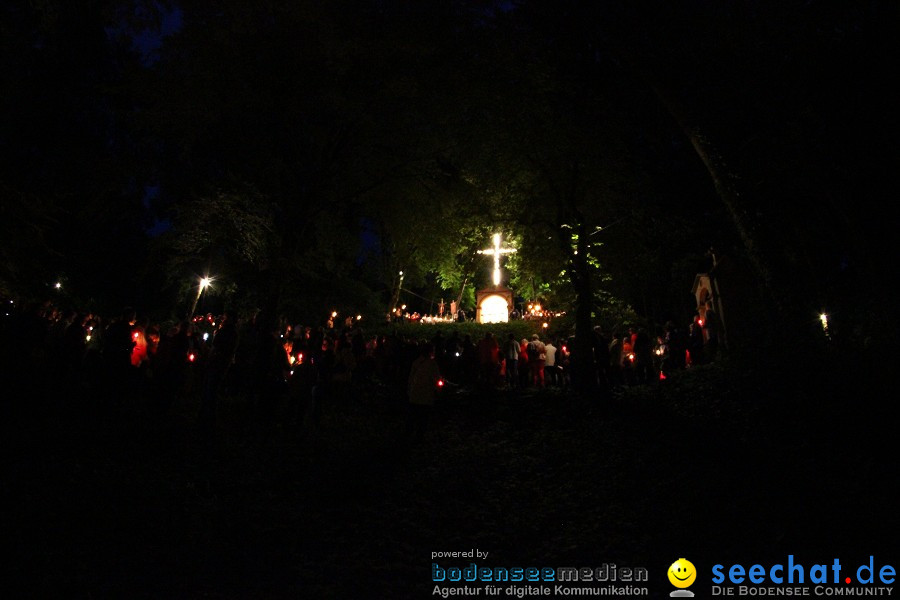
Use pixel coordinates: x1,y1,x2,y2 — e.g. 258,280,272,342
0,296,720,434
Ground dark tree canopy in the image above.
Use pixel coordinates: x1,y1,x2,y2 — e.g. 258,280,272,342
1,0,895,345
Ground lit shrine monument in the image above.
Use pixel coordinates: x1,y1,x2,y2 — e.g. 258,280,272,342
475,233,516,323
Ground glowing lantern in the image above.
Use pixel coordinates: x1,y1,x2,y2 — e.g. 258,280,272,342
659,371,667,381
331,311,338,318
188,352,196,362
202,332,209,341
542,322,549,329
437,379,445,388
628,353,635,362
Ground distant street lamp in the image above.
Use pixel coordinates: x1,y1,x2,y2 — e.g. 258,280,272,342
388,270,405,317
819,313,831,338
190,275,212,317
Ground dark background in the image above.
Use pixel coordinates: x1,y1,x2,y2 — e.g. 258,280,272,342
1,1,897,598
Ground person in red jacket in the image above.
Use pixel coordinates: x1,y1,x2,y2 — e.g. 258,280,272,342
527,334,546,388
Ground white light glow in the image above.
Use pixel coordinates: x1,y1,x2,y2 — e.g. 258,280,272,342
479,294,509,323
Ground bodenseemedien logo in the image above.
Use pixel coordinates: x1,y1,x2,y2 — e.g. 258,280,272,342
669,558,697,597
431,561,650,597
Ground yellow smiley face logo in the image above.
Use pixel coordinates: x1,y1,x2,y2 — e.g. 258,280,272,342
668,558,697,588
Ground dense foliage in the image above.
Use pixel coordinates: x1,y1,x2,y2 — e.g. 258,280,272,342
2,0,896,346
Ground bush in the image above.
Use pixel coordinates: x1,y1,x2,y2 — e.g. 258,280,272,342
367,319,558,342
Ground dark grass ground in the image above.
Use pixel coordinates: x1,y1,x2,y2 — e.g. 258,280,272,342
3,350,897,599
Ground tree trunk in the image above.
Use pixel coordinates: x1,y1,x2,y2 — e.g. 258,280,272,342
388,274,403,317
569,221,600,395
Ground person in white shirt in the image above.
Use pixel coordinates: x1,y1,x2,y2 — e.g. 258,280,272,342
543,340,557,386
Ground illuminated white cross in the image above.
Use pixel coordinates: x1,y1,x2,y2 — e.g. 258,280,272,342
478,233,516,286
